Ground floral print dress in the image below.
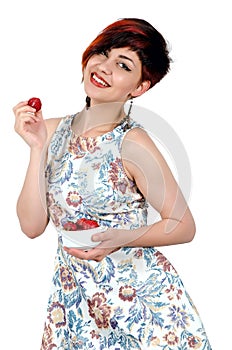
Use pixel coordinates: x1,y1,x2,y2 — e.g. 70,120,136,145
41,114,211,349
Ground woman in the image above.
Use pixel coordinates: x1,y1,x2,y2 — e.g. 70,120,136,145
13,18,211,349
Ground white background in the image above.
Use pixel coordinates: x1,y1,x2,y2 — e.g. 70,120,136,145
0,0,231,349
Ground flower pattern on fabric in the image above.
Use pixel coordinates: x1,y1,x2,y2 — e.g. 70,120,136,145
163,331,179,346
108,157,130,194
119,285,136,302
88,292,112,329
41,324,57,350
48,302,66,328
60,266,77,292
66,191,82,207
69,135,101,159
40,114,212,349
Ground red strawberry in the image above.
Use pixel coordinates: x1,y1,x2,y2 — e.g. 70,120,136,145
77,218,99,230
63,221,78,231
28,97,42,112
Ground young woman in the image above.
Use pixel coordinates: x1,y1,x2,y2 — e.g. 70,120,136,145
13,18,211,349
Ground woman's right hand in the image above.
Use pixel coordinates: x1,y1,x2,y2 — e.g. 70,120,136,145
13,101,48,149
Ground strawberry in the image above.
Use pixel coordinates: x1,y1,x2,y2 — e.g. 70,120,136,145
28,97,42,112
63,221,78,231
77,218,99,230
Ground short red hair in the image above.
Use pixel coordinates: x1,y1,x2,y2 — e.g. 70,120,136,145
82,18,171,88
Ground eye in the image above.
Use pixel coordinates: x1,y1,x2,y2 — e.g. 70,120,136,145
118,62,131,72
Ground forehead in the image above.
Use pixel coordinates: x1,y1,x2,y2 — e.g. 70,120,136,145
108,47,139,59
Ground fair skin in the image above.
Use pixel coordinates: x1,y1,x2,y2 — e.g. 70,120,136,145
13,47,195,262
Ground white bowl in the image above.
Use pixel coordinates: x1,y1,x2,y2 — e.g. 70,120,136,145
61,226,106,249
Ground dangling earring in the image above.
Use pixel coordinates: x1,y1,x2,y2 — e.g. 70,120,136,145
123,98,133,131
127,98,133,118
86,96,91,110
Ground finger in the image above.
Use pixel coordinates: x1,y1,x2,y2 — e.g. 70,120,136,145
13,102,35,118
64,246,105,262
15,114,39,131
12,101,28,113
91,233,101,242
82,247,108,261
16,105,37,117
64,247,93,259
35,109,44,120
91,230,110,242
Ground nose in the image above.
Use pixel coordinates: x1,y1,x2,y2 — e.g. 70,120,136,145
98,57,112,75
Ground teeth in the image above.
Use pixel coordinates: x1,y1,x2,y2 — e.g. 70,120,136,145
93,74,108,86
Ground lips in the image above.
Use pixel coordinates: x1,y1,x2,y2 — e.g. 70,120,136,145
91,73,110,88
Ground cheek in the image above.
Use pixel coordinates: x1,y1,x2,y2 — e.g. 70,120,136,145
86,56,103,69
115,76,140,96
84,60,94,76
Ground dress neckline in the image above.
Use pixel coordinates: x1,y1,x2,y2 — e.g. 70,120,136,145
69,113,131,142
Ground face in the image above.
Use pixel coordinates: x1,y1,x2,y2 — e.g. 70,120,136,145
83,47,150,106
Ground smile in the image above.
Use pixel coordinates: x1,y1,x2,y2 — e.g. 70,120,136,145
91,73,110,87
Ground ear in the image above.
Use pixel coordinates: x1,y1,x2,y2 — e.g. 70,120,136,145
131,80,151,98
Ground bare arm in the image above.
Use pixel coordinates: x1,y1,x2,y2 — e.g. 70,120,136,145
120,127,196,247
13,101,61,238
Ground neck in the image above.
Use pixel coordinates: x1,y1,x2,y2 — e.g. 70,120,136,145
73,102,126,137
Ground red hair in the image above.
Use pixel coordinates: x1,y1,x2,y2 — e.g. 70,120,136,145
82,18,171,88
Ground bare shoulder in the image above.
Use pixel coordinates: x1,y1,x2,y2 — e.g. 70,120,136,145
125,126,149,140
122,125,172,176
124,126,161,155
45,117,62,140
122,125,170,184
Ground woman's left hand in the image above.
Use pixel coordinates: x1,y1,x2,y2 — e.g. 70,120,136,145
63,228,140,261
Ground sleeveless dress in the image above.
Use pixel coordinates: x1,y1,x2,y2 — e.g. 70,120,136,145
41,114,211,350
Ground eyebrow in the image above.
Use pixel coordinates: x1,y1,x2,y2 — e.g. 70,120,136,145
118,54,135,67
